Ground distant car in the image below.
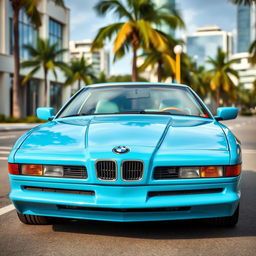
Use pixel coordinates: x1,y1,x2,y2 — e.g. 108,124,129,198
8,83,241,226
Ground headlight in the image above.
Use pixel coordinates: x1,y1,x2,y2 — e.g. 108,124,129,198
43,165,63,177
179,166,224,178
179,167,200,178
19,164,63,177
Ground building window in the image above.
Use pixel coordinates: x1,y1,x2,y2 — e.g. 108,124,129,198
49,18,63,49
50,83,62,112
9,2,38,59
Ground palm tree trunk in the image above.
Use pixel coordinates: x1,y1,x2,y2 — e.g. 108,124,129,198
157,60,163,82
216,87,220,108
43,68,48,107
78,79,81,90
132,47,138,82
12,5,21,118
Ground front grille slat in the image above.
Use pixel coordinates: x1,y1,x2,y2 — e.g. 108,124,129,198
122,161,143,181
63,165,87,179
96,160,117,180
153,166,179,180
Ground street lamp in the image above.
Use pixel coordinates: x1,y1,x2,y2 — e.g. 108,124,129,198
174,45,183,84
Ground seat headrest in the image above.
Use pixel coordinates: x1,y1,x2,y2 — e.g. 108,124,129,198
95,100,119,114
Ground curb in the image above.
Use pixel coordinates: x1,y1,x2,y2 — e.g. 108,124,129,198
0,123,40,132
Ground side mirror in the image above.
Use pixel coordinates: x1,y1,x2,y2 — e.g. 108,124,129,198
215,107,238,121
36,107,54,120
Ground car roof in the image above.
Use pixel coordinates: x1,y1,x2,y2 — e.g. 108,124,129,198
85,82,189,88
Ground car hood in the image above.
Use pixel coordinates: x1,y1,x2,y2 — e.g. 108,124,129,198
14,115,228,164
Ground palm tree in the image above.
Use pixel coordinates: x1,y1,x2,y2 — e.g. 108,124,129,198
139,49,176,82
65,56,96,89
10,0,64,118
92,0,184,82
207,48,239,107
21,38,67,107
139,35,177,82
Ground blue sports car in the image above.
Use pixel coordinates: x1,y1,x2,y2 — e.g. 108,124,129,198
8,83,241,226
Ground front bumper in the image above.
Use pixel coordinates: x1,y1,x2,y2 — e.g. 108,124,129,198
9,175,241,222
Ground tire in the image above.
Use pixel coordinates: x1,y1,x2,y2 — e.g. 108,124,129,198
17,211,50,225
212,205,239,227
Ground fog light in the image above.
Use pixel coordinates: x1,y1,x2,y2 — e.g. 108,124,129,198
179,167,200,178
22,164,43,176
43,165,64,177
200,166,223,178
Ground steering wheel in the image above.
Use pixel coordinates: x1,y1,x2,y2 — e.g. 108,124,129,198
159,107,187,114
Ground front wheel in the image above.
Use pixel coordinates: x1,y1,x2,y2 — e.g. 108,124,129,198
17,211,50,225
212,205,239,227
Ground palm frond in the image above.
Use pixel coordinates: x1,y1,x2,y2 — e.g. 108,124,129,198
94,0,133,20
92,23,124,51
22,66,40,85
249,40,256,64
21,60,40,68
114,22,134,53
229,0,255,5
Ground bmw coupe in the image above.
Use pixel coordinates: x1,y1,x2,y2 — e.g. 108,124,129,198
8,83,241,226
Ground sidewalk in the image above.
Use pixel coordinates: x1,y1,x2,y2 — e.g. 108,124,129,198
0,123,40,132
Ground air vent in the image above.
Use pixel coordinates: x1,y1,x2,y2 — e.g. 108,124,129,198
153,166,179,180
122,160,143,181
96,160,117,180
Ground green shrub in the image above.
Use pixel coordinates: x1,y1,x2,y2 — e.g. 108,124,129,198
240,111,253,116
24,116,43,123
0,114,5,122
4,117,22,123
0,115,45,123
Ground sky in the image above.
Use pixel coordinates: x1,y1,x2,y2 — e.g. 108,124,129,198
65,0,237,75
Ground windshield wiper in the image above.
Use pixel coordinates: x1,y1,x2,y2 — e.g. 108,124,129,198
113,111,175,115
60,113,89,118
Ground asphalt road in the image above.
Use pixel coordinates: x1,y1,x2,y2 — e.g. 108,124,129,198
0,116,256,256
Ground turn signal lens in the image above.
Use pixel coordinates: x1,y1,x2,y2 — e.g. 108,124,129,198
200,166,223,178
225,165,241,177
21,164,43,176
8,163,20,175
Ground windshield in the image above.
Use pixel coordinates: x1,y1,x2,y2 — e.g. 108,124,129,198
57,85,211,118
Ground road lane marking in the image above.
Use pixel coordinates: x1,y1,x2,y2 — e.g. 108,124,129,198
0,157,8,160
0,135,17,139
0,151,10,154
0,146,12,150
0,204,15,216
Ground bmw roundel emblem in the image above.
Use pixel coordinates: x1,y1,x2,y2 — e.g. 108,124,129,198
113,146,130,154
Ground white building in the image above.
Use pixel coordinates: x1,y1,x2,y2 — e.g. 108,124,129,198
185,25,233,69
231,52,256,90
0,0,70,117
70,40,110,77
